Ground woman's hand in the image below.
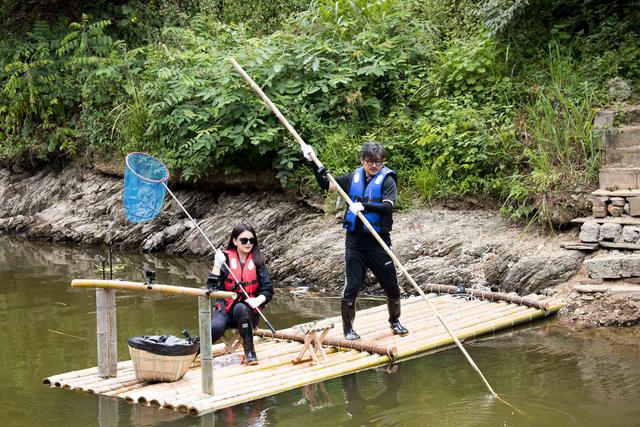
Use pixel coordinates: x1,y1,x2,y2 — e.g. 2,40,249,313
211,250,226,275
245,295,267,309
214,251,226,268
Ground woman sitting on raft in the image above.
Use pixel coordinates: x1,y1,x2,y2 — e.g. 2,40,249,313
205,223,274,365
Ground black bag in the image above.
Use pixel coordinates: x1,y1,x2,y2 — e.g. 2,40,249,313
127,334,199,357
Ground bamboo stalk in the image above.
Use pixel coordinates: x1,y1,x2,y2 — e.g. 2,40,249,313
71,279,236,300
190,302,558,415
198,296,213,395
139,346,346,404
396,306,550,359
361,301,503,343
326,298,497,341
391,304,534,355
184,349,368,413
67,374,138,391
162,349,355,407
47,362,135,387
77,371,139,392
104,382,147,397
89,378,142,395
358,303,522,354
189,351,380,415
420,283,554,310
254,329,397,358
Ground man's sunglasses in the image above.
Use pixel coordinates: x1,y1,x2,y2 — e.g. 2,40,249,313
238,237,257,245
364,159,383,167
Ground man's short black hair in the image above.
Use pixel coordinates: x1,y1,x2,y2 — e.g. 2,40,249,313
359,142,386,161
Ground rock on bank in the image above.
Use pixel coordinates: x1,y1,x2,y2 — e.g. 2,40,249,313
0,166,584,297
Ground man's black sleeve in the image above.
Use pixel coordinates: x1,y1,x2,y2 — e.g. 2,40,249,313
334,172,352,194
361,201,393,214
380,175,397,204
310,163,330,190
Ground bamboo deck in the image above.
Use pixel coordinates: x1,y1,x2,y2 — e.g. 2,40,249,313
44,293,562,416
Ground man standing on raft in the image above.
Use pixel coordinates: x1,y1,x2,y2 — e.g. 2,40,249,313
303,142,409,340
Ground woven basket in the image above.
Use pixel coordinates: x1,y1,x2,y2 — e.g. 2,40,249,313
129,346,197,382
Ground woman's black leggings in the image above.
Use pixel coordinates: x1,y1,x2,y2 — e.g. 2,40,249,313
211,302,260,342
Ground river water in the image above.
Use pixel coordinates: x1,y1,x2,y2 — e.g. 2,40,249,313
1,236,639,426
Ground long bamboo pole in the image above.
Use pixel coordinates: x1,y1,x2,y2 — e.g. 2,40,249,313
71,279,236,300
229,57,504,400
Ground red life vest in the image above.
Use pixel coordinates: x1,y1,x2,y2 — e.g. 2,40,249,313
222,249,259,313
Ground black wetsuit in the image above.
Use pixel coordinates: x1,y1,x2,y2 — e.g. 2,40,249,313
332,171,401,301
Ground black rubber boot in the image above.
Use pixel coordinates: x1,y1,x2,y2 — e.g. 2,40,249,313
387,298,409,336
239,316,258,365
341,299,360,340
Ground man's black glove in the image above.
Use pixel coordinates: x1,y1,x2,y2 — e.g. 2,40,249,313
205,274,220,292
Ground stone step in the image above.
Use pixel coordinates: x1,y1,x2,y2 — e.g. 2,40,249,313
605,125,640,149
599,167,640,190
584,255,640,279
605,146,640,168
621,105,640,125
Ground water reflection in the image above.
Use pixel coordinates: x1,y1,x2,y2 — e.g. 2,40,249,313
2,236,640,427
341,365,402,425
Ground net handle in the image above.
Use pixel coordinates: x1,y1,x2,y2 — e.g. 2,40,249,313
125,152,170,184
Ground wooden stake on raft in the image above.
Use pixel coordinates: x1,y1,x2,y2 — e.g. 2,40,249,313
199,296,214,395
229,57,503,401
96,287,117,377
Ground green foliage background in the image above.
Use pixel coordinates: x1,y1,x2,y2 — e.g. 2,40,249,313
1,0,639,226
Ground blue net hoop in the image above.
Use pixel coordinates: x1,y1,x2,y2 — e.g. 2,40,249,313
123,153,170,223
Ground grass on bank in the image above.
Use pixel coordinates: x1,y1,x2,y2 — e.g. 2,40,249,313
0,0,639,227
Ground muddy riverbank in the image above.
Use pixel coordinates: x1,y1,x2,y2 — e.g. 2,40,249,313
1,165,638,326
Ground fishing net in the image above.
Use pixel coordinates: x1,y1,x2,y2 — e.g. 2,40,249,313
123,152,170,223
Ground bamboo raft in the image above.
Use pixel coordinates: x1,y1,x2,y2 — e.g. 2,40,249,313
44,292,562,416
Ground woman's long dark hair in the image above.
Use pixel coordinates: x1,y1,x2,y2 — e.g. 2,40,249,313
226,223,265,267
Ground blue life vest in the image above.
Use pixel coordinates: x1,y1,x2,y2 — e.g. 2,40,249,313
343,166,396,233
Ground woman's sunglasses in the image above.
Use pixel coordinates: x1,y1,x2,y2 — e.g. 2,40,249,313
238,237,257,245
